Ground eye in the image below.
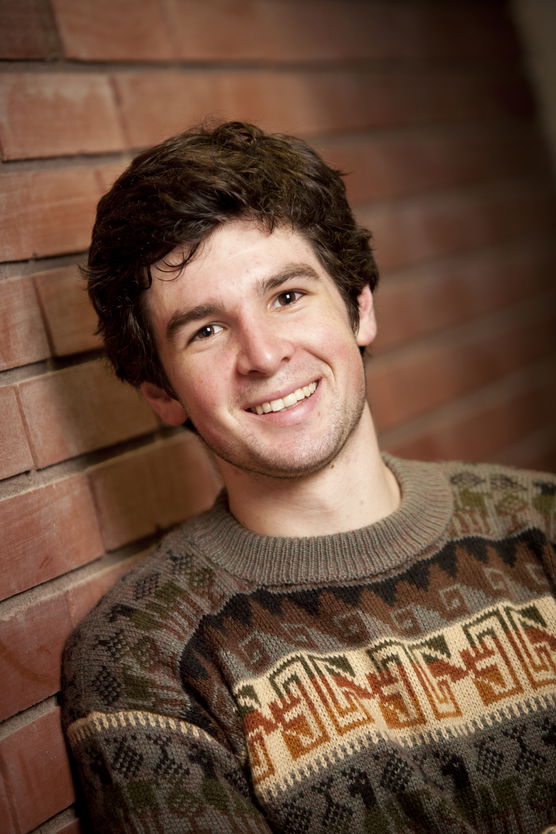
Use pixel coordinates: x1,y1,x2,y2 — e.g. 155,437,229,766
191,323,223,342
273,290,304,308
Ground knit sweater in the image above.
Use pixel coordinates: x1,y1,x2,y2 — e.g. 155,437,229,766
62,455,556,833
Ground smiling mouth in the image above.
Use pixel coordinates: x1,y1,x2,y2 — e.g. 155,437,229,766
249,381,318,415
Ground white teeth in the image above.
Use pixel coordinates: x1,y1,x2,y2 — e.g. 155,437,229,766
251,381,317,415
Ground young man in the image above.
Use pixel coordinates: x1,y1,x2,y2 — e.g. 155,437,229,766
62,122,556,833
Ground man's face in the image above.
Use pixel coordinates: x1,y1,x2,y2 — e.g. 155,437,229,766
142,219,376,481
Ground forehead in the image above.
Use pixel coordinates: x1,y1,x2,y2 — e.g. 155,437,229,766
145,220,330,326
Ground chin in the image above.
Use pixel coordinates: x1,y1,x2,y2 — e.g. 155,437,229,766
217,439,351,481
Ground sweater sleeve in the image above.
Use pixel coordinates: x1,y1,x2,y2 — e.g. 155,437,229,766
61,570,275,834
64,705,274,833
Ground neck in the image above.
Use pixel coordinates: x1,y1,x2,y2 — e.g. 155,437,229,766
218,408,400,537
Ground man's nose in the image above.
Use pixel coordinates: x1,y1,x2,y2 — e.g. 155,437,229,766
235,320,294,376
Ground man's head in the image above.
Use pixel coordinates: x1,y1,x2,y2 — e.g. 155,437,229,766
86,121,379,395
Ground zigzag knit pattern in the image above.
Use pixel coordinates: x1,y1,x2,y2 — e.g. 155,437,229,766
62,456,556,833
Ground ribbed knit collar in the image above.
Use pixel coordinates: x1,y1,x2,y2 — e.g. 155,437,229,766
187,454,453,587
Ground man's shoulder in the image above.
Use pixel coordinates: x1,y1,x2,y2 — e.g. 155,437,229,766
434,457,555,501
78,513,217,620
62,505,237,719
427,457,555,538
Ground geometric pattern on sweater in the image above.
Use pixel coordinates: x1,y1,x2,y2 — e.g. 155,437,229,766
233,595,556,798
62,457,556,833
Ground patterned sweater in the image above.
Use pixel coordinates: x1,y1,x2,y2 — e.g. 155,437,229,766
62,456,556,833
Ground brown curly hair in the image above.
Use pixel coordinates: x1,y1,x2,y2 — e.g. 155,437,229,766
86,121,379,394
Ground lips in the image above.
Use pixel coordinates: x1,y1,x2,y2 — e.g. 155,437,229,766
249,381,318,415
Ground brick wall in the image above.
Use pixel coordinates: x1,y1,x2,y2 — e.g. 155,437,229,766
1,1,555,831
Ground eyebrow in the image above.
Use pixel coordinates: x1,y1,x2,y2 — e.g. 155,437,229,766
165,303,224,343
255,264,320,295
164,263,321,343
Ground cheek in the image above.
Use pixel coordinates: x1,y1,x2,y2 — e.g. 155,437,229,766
176,367,225,419
313,316,360,361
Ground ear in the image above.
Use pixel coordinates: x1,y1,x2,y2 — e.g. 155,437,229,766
140,381,187,426
355,285,377,347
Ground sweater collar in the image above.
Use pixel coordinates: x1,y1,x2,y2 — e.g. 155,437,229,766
188,454,453,586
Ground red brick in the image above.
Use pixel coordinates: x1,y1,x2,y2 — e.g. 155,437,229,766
0,74,124,161
47,0,521,65
114,71,227,147
163,0,382,62
66,556,140,625
0,386,34,479
150,434,221,529
33,265,100,357
0,0,57,59
0,772,16,834
0,475,103,601
0,592,73,721
89,445,158,550
370,304,556,432
323,129,543,206
0,275,50,370
88,434,220,550
375,242,556,352
0,168,99,262
386,381,555,464
363,182,556,273
52,0,172,61
18,360,158,468
114,69,533,148
0,707,75,832
95,160,129,192
165,0,519,63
